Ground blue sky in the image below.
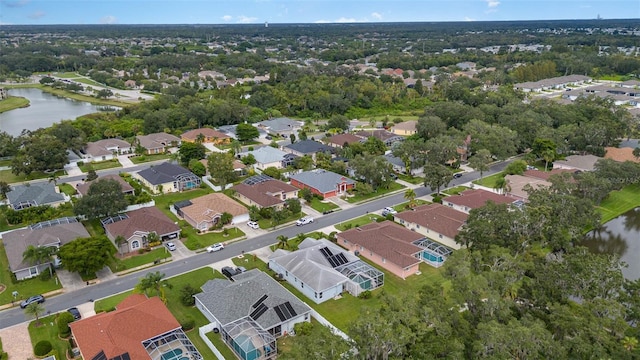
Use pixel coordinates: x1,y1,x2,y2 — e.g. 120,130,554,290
0,0,637,25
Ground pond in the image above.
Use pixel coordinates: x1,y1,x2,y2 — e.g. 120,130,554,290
583,207,640,280
0,88,115,136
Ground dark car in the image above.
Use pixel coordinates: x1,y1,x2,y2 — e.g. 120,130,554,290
453,173,463,179
221,266,240,280
20,295,45,309
67,307,81,320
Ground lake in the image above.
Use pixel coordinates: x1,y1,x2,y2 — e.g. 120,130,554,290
0,88,113,136
583,207,640,280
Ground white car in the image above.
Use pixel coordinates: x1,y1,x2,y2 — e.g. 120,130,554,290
247,221,260,229
206,243,224,253
381,207,397,216
165,242,177,251
296,216,314,226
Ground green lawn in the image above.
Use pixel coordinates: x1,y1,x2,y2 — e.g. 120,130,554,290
472,172,504,189
597,184,640,224
109,248,172,273
206,331,238,359
0,169,65,185
345,182,405,204
0,96,29,113
79,160,121,172
28,314,70,360
257,211,305,230
74,77,105,87
392,199,430,212
58,183,77,196
52,72,79,78
0,159,11,167
335,214,384,231
441,185,470,196
129,153,171,164
0,245,62,307
397,173,424,185
308,198,340,213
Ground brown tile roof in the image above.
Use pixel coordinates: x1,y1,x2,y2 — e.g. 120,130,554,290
504,174,551,200
180,193,247,223
327,133,363,147
136,132,180,150
553,154,602,171
395,203,468,239
605,147,640,163
232,179,297,208
391,120,417,132
181,128,230,142
523,168,574,181
104,207,179,240
355,129,399,142
338,221,423,268
444,189,517,209
84,138,131,157
70,295,181,360
76,174,134,196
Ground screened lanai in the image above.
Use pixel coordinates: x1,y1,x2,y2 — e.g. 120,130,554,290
414,238,453,268
222,317,277,360
175,172,201,191
336,260,384,297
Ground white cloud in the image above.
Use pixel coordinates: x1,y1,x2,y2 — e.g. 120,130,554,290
27,10,44,19
464,16,476,21
222,15,233,21
485,0,500,8
237,15,258,23
1,0,30,8
99,15,117,24
371,12,382,20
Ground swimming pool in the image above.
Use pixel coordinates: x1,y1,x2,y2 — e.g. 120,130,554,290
160,348,183,360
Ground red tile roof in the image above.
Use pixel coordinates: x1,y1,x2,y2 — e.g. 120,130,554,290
605,147,640,163
70,295,181,360
523,168,574,181
444,189,517,210
181,128,230,141
327,133,363,147
395,203,468,239
338,221,423,268
232,179,298,208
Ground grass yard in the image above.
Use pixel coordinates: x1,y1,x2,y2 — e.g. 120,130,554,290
206,331,238,359
109,248,172,273
257,211,304,230
78,160,121,172
308,198,340,213
597,184,640,224
397,173,424,185
0,96,29,113
472,172,504,189
335,214,384,231
0,169,65,184
129,153,171,164
392,199,430,212
441,185,470,196
28,314,70,360
73,77,105,87
57,183,77,196
36,85,127,107
0,159,11,167
345,182,405,204
51,72,78,78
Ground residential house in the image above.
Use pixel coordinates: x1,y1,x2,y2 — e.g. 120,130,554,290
218,124,268,140
232,175,298,210
173,193,249,231
83,138,132,162
391,120,418,136
181,128,231,145
134,162,201,194
383,153,423,175
124,79,138,88
394,203,467,254
553,154,602,172
2,217,89,280
70,294,202,360
195,269,312,360
237,146,291,170
102,207,180,254
523,168,576,181
442,189,519,214
355,129,405,146
76,174,135,197
6,182,68,210
504,174,551,200
604,147,640,163
269,238,384,303
283,140,333,160
337,221,425,279
256,117,302,137
135,132,181,155
289,169,355,199
326,133,364,149
513,75,591,92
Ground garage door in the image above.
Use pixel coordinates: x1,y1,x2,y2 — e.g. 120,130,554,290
233,213,250,225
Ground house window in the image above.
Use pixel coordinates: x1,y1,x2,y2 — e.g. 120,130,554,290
439,234,443,239
29,267,38,276
282,193,287,200
416,225,420,229
301,282,304,288
131,240,140,249
315,292,318,298
399,219,404,224
370,251,373,256
382,258,386,263
343,239,348,244
285,271,288,276
359,246,363,251
319,292,323,299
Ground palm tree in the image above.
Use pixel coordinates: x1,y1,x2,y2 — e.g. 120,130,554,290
542,149,555,171
195,133,205,144
633,147,640,161
622,336,638,352
494,176,508,194
404,188,417,208
48,172,60,186
135,271,172,303
22,246,54,277
114,235,127,254
0,181,10,200
231,139,242,156
24,302,46,326
276,235,289,249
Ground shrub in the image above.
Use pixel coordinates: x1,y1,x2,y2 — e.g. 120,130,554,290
39,270,52,281
432,194,443,204
34,340,52,356
293,321,313,336
180,318,195,331
358,290,372,299
57,311,75,338
180,284,198,306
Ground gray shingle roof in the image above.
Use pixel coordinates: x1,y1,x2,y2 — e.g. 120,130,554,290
239,146,287,165
7,182,65,207
289,170,355,194
136,162,195,185
195,269,311,329
285,140,332,154
257,118,302,133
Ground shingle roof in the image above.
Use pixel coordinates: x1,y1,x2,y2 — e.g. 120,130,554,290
179,193,248,223
444,189,517,209
76,174,134,196
136,162,196,185
136,132,180,150
326,134,363,147
7,182,65,207
504,175,551,199
285,140,333,154
2,221,89,273
70,295,181,360
257,118,302,132
554,155,602,171
337,221,423,268
523,168,575,181
355,129,403,142
240,146,288,165
84,138,131,157
104,207,180,240
268,238,356,292
195,269,311,330
289,170,355,194
391,120,417,132
232,179,297,208
395,203,468,239
181,128,230,142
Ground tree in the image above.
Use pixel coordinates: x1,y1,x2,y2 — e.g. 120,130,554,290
85,168,98,181
416,115,446,140
207,152,236,190
230,139,242,156
285,198,302,215
424,135,459,165
299,188,313,203
58,236,116,277
241,153,256,166
634,147,640,161
463,119,517,160
22,245,54,276
188,158,206,177
327,115,349,131
504,160,527,175
468,149,492,177
179,142,206,165
135,271,173,303
0,181,10,200
350,154,394,190
404,188,417,208
494,176,511,194
11,134,68,176
74,179,128,219
96,89,113,99
392,138,426,175
363,136,386,156
423,164,453,194
276,235,289,249
262,166,282,180
290,133,296,144
294,155,314,171
24,302,46,326
236,123,259,143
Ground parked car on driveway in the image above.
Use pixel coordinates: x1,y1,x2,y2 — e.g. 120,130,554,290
20,295,45,309
247,221,259,229
381,207,398,216
296,216,314,226
165,242,177,251
206,243,224,253
67,307,81,320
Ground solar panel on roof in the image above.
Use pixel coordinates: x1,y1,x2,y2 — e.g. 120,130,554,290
284,301,297,317
243,174,273,185
274,302,297,322
92,351,107,360
274,305,286,322
252,294,268,309
250,303,268,320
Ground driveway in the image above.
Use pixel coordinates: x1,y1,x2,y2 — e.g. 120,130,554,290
117,155,135,168
0,322,33,359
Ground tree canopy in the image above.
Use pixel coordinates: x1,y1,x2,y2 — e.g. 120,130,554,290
74,179,128,220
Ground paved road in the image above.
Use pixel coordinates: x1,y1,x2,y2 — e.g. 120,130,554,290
0,161,509,329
